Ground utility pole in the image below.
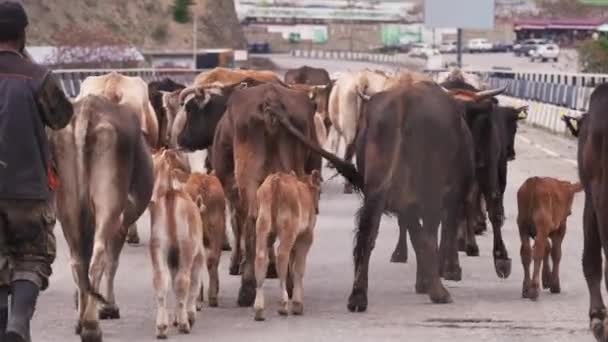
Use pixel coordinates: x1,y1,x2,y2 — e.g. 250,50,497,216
457,28,463,68
192,14,198,70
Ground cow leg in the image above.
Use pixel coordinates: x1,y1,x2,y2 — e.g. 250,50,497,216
222,230,232,251
390,219,408,263
549,225,565,294
276,231,297,317
423,208,452,304
542,238,553,290
205,236,221,308
401,210,430,294
439,204,462,282
174,268,192,334
81,238,108,342
99,232,126,320
70,258,89,335
291,230,313,316
265,232,278,279
253,210,271,321
583,198,607,341
475,196,488,235
227,186,243,276
151,246,170,339
126,223,140,245
188,252,204,327
528,226,548,301
347,196,385,313
520,228,533,299
487,193,511,279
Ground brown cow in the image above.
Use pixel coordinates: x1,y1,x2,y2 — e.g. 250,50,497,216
183,172,227,308
49,94,154,342
149,149,204,338
517,176,582,301
253,170,322,321
193,67,281,86
187,82,322,307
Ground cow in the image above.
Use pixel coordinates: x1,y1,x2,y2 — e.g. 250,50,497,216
177,82,322,307
193,67,281,86
288,83,332,147
75,71,159,246
271,80,507,311
516,176,582,301
183,171,227,308
573,83,608,342
253,170,322,321
148,148,204,338
148,78,186,148
48,94,154,342
437,68,486,90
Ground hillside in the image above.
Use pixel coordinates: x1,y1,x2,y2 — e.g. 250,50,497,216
22,0,247,50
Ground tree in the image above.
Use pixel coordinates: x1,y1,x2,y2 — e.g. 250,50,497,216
534,0,608,17
47,25,141,69
578,37,608,73
172,0,194,23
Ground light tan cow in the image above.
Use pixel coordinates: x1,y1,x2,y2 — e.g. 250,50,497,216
76,71,161,245
183,171,227,308
149,148,204,339
193,67,281,86
287,83,331,147
253,170,322,321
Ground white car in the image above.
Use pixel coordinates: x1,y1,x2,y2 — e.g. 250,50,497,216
467,38,492,53
409,43,440,59
529,43,560,62
439,40,457,53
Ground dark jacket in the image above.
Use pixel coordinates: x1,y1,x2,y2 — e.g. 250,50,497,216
0,50,73,200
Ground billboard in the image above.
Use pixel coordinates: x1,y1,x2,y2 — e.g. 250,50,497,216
425,0,495,29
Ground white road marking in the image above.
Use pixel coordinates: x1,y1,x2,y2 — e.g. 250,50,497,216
538,146,560,157
564,159,578,166
516,136,531,144
516,135,577,166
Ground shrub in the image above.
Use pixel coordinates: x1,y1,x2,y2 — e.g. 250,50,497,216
172,0,194,23
577,37,608,73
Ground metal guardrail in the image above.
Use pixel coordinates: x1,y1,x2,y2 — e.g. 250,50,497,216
52,68,204,98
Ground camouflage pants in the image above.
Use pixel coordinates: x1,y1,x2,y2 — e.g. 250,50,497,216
0,199,56,291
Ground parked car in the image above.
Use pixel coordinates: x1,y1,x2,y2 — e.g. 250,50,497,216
513,38,549,57
529,43,560,62
409,43,440,59
491,41,513,52
247,42,271,54
466,38,492,53
439,40,457,53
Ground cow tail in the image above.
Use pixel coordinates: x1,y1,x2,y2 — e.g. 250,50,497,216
74,98,108,305
270,175,280,231
274,112,363,191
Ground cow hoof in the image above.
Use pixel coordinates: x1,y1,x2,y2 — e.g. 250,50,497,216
443,265,462,282
188,312,196,328
528,287,540,301
347,289,367,313
429,287,453,304
278,301,289,316
474,223,487,235
228,263,241,276
222,242,232,251
208,297,219,308
178,322,191,334
99,305,120,320
75,321,82,335
343,183,354,194
494,257,512,279
466,244,480,257
292,302,304,316
590,317,608,342
254,309,265,321
415,280,430,294
550,285,561,294
81,321,102,342
156,324,168,340
390,250,407,263
266,263,278,279
458,239,466,252
196,300,203,311
237,284,256,307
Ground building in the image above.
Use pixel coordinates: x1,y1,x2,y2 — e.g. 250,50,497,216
513,17,608,45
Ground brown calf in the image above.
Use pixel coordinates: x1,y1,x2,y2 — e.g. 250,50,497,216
183,172,227,308
517,176,582,301
149,149,204,339
253,171,322,321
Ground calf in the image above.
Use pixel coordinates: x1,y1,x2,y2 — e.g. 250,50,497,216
517,176,582,301
149,149,204,339
253,171,322,321
183,172,227,307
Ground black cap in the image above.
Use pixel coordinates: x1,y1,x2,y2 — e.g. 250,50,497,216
0,1,28,38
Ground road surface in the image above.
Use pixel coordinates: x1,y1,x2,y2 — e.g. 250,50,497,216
32,58,593,342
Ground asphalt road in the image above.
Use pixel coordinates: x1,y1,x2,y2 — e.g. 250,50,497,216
31,59,594,342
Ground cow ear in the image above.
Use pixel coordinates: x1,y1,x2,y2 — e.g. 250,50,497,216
516,106,528,120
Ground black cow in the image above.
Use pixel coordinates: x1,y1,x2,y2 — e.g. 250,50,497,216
571,84,608,342
273,81,506,311
284,65,331,86
148,78,186,148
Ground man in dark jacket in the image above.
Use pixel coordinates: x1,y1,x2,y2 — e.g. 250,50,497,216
0,1,74,341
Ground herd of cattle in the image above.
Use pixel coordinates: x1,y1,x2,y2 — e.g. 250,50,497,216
42,64,607,342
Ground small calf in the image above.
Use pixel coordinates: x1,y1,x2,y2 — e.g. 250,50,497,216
149,149,205,339
517,176,582,301
253,170,322,321
183,171,227,308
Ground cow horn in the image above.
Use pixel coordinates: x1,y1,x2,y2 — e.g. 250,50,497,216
178,86,202,105
475,86,507,101
516,105,529,119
